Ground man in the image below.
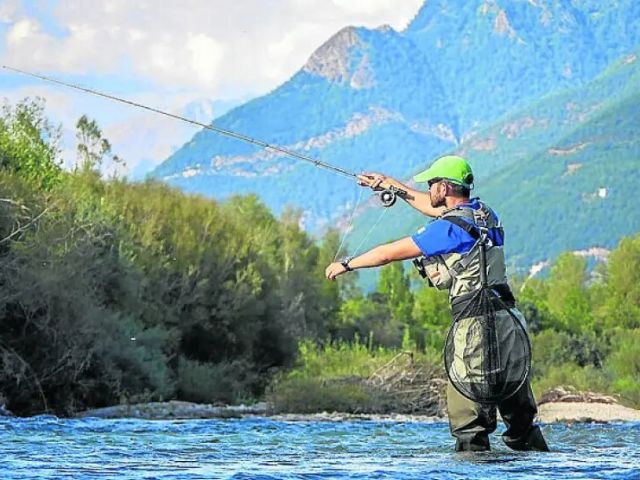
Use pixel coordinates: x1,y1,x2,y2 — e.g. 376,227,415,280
325,155,549,452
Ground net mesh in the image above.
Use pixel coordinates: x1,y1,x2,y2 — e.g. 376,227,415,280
444,287,531,404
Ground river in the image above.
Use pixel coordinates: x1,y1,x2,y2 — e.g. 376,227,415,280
1,416,639,479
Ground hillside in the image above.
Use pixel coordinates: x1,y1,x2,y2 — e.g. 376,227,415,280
152,25,457,228
349,50,640,277
149,0,640,272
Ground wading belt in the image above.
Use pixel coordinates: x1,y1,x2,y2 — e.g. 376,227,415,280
450,283,516,319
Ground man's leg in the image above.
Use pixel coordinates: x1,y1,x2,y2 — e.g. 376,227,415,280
498,380,549,451
447,381,497,451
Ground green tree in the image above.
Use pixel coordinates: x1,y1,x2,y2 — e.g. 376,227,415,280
546,253,592,333
334,293,399,347
76,114,122,174
314,228,355,332
607,328,640,404
517,277,554,333
378,262,414,324
0,98,62,189
412,284,450,350
601,234,640,329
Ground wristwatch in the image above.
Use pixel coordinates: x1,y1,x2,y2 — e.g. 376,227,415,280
341,258,354,272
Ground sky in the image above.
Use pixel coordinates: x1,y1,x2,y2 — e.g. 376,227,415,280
0,0,424,178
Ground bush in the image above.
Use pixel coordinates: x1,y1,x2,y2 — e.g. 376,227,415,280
266,376,397,414
289,339,399,380
531,363,611,400
0,98,62,190
177,358,259,405
266,340,443,414
531,329,609,378
606,329,640,406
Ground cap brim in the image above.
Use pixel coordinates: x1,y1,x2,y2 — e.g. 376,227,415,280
413,168,434,183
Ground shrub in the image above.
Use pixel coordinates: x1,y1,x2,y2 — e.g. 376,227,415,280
177,357,259,405
532,363,611,400
266,376,396,414
606,329,640,406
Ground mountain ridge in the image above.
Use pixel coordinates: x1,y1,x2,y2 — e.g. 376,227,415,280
149,1,640,274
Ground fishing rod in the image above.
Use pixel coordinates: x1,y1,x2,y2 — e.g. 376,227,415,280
1,64,408,207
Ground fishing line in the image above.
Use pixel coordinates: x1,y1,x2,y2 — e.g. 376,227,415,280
2,65,407,261
333,187,365,262
350,206,389,258
1,65,358,180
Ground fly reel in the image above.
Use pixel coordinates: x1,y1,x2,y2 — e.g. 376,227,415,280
377,185,407,207
379,189,397,207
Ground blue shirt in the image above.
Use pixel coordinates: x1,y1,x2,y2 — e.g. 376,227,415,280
411,199,503,257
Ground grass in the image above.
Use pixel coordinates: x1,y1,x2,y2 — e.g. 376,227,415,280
266,338,445,414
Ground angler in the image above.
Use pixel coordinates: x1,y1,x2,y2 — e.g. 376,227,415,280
325,155,549,452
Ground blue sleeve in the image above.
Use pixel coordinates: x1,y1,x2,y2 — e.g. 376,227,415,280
411,219,478,257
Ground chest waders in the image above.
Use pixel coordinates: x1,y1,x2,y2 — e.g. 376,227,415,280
414,202,532,404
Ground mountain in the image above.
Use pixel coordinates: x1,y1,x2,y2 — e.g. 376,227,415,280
152,25,459,228
349,49,640,278
149,0,640,272
109,98,230,181
405,0,640,132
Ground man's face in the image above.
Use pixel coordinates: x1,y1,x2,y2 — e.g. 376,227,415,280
429,179,446,207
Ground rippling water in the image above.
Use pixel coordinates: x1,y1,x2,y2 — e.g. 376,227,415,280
1,416,639,479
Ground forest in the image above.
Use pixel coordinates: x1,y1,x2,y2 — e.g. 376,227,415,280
1,99,638,416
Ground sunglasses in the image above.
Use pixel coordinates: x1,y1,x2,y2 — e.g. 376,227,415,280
428,178,443,188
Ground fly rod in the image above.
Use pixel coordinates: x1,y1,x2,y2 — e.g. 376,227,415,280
1,64,357,179
1,64,409,206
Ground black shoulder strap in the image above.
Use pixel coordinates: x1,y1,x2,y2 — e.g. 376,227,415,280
441,215,480,240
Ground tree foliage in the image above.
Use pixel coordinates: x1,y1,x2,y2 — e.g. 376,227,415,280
0,100,340,415
0,98,62,190
1,98,639,415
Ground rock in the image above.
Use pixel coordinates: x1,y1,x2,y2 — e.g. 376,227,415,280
268,412,443,423
76,401,268,420
0,404,13,417
536,386,640,423
538,386,618,405
537,401,640,423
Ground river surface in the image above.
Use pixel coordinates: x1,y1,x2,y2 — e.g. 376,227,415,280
1,416,639,479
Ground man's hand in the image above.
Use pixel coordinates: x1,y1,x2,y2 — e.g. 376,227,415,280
325,262,349,280
358,172,387,190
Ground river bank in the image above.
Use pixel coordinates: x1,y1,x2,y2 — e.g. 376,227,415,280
70,387,640,424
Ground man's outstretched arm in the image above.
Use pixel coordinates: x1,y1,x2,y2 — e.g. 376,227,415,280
358,173,445,218
325,237,422,280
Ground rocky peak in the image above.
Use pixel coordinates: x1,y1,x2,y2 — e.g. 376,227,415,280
302,26,373,88
479,0,521,40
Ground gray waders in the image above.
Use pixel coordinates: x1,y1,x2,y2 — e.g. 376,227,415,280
445,305,549,451
447,374,548,451
414,201,549,452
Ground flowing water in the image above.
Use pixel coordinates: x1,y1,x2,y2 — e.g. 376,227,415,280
1,416,639,479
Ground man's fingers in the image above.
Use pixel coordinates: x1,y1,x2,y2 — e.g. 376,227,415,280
325,264,337,280
357,174,374,186
325,263,345,280
357,177,371,187
358,172,385,190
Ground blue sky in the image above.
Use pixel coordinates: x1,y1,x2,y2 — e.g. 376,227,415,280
0,0,423,178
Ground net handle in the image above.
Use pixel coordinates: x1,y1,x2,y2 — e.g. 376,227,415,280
478,230,489,288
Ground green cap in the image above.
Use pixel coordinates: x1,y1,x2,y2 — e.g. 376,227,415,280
413,155,474,188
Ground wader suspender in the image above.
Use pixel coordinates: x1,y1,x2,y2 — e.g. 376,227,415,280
440,215,483,279
412,210,491,283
